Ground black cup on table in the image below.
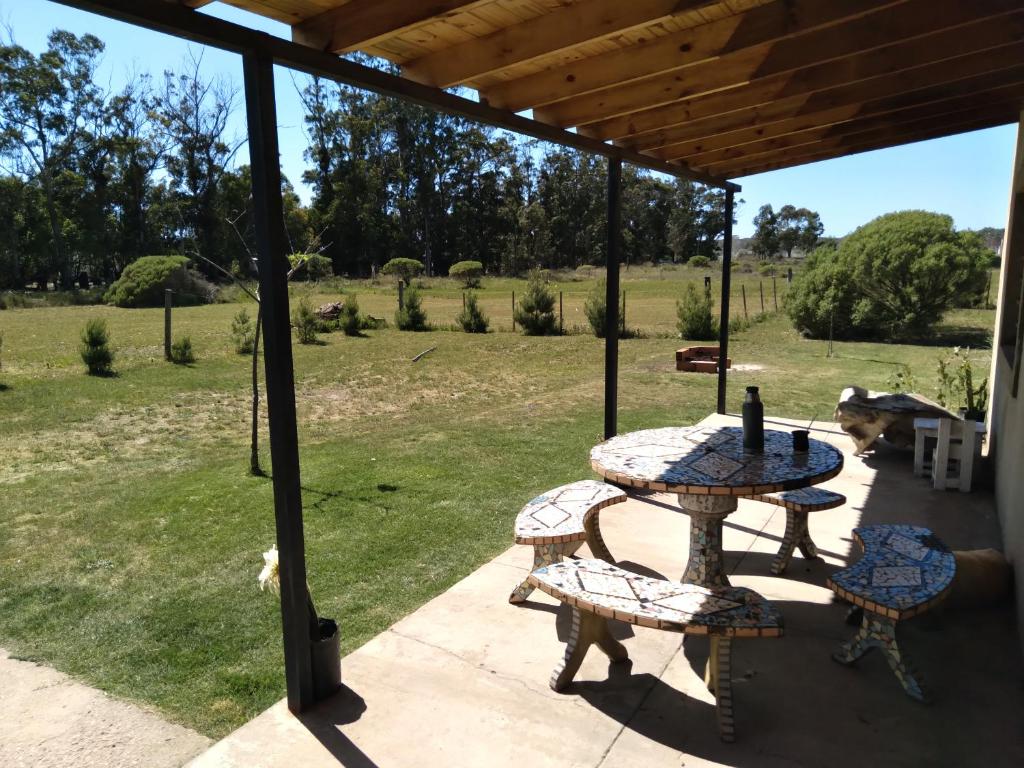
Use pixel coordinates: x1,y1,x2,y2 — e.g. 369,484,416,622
792,429,810,453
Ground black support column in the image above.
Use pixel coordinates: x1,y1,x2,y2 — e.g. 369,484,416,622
604,157,622,440
716,188,735,415
243,48,315,713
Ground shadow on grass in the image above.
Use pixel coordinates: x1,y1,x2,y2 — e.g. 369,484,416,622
86,369,119,378
0,382,9,392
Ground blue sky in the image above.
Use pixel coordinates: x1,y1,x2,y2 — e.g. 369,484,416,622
2,0,1017,238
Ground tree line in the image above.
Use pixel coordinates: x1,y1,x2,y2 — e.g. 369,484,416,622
0,30,735,291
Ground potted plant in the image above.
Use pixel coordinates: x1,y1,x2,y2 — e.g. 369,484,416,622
936,348,988,423
259,546,341,700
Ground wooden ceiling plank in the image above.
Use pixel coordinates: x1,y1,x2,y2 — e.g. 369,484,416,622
630,63,1024,153
687,100,1022,168
400,0,719,89
587,31,1024,143
484,0,902,112
292,1,489,53
538,0,1024,128
667,81,1024,161
704,112,1016,176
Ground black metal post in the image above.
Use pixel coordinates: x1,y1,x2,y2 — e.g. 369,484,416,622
243,47,315,713
604,157,622,440
716,188,734,415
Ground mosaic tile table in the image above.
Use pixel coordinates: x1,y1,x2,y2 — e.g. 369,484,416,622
591,426,844,587
827,525,955,702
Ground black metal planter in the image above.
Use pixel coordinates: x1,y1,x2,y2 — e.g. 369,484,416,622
312,617,341,701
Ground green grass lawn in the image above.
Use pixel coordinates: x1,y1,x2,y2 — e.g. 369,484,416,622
0,270,994,737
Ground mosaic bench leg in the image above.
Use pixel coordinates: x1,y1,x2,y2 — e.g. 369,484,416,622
584,510,616,563
771,509,819,575
678,494,736,587
704,636,736,743
509,541,583,604
549,608,629,692
832,611,931,703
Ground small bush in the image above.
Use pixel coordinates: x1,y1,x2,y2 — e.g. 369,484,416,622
382,258,425,283
584,280,625,338
231,308,256,354
292,298,320,344
758,262,777,277
689,255,711,269
449,260,484,288
170,335,196,365
396,286,429,331
514,271,558,336
456,292,489,333
289,253,333,281
677,283,718,341
340,294,362,336
104,255,215,308
81,318,114,375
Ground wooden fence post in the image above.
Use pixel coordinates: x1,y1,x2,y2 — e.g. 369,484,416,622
559,291,563,334
621,290,626,333
741,284,748,320
164,289,173,360
759,281,765,313
512,290,516,332
772,276,778,311
398,279,405,312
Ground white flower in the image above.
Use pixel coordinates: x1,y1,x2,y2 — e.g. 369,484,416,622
258,545,280,594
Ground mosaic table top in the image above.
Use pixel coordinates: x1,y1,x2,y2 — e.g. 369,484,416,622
514,480,626,545
590,426,844,495
827,525,956,620
528,558,784,637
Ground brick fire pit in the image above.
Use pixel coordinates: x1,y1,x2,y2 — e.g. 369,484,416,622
676,346,731,373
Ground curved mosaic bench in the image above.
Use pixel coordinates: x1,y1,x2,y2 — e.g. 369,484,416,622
750,487,846,575
508,480,626,605
827,525,955,702
529,558,783,743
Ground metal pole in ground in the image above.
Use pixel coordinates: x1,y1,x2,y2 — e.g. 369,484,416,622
164,288,173,360
512,290,516,332
604,157,622,439
243,46,314,713
716,188,734,415
559,291,563,334
621,290,626,335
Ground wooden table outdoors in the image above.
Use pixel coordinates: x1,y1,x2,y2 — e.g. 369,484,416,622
590,426,844,587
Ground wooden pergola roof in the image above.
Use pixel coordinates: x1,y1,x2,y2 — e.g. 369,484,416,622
185,0,1023,179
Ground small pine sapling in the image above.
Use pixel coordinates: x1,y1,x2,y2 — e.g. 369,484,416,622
456,292,489,333
396,286,429,331
514,272,557,336
81,318,114,376
231,308,256,354
170,335,196,365
340,294,362,336
292,298,320,344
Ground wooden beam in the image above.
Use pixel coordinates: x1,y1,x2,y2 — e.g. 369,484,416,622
401,0,717,88
49,0,738,190
539,1,1024,129
683,95,1024,168
483,0,901,112
589,34,1024,144
653,76,1024,160
707,113,1016,177
292,1,486,53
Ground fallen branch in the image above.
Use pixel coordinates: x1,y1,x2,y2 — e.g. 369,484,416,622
412,346,437,363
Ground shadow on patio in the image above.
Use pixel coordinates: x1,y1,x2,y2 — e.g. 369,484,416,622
189,414,1024,768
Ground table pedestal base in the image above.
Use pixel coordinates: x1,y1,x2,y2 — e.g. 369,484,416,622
678,494,737,587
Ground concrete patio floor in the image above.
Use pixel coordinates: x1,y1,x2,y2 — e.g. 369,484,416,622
188,414,1024,768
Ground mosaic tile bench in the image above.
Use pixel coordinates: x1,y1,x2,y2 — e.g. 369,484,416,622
827,525,956,702
508,480,626,605
528,558,784,743
750,487,847,575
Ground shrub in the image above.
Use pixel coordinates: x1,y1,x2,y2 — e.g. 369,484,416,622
456,292,489,333
81,318,114,375
787,211,991,340
676,283,718,340
292,298,320,344
757,262,777,276
381,258,424,283
583,280,625,338
514,271,558,336
170,335,196,365
689,255,711,269
289,253,333,281
340,294,362,336
104,255,215,308
395,286,429,331
231,308,256,354
449,260,484,288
